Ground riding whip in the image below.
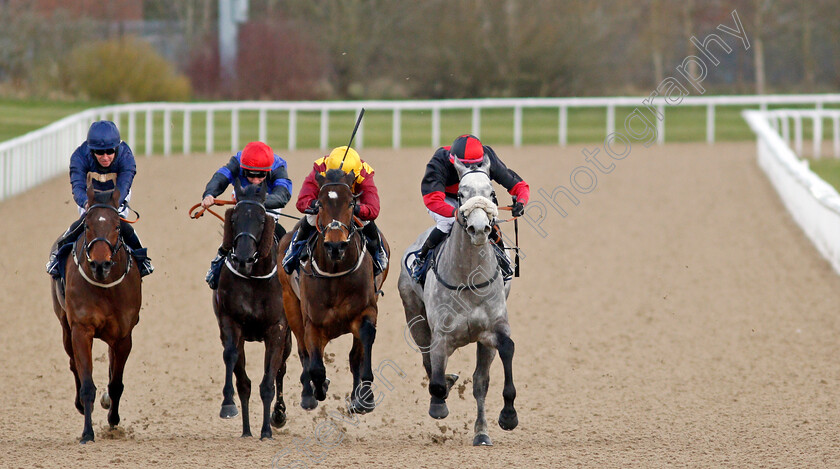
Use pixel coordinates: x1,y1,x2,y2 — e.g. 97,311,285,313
338,108,365,171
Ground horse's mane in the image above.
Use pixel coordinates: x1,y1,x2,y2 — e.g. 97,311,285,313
324,168,349,184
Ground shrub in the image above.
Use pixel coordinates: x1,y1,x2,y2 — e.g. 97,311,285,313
63,37,191,102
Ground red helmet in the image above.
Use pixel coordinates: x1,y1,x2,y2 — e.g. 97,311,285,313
240,141,274,171
448,134,485,164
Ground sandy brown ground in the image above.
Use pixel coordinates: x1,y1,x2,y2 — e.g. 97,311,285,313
2,142,840,468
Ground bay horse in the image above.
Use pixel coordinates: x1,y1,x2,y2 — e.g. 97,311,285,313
398,157,518,446
277,168,389,414
50,187,142,443
213,179,291,439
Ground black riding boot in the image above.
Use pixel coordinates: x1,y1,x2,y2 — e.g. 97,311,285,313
361,221,387,276
206,246,229,289
489,228,514,281
410,227,447,282
282,217,316,274
46,216,85,277
121,221,154,277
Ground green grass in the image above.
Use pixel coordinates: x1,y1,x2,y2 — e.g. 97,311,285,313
3,98,837,151
808,158,840,192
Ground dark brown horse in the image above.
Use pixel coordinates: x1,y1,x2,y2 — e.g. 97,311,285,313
213,180,292,439
278,169,389,413
50,187,142,443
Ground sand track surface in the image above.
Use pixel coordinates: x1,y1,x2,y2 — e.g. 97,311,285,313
2,142,839,468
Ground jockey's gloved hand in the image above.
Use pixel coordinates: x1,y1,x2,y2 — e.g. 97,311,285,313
304,200,320,215
511,201,525,218
353,203,361,216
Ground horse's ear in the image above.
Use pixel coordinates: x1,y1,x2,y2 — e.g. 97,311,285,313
86,185,95,207
111,188,121,207
452,157,469,178
344,170,356,187
478,156,491,174
259,180,268,201
233,177,243,199
257,214,275,258
221,208,234,251
315,172,326,187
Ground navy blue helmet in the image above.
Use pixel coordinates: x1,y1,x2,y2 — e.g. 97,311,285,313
87,120,121,150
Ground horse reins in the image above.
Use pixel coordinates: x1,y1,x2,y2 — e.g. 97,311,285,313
73,203,132,288
303,182,366,278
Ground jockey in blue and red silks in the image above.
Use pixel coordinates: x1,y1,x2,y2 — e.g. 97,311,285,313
281,146,388,277
46,120,154,278
410,134,530,282
200,141,293,289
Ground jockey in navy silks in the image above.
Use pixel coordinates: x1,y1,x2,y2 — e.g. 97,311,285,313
46,120,154,278
201,141,293,289
409,134,530,282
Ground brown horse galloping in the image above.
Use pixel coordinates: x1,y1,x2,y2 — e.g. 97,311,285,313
213,180,292,439
278,169,389,413
50,188,142,444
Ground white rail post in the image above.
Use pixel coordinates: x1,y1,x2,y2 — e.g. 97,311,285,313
781,113,790,145
514,105,523,147
163,108,172,156
813,113,823,159
606,104,615,138
183,110,191,154
145,108,153,156
355,108,363,149
231,109,239,153
794,114,803,155
320,109,329,150
288,109,297,151
471,106,480,139
559,106,567,146
128,110,136,151
259,108,267,143
833,115,840,158
706,103,715,144
657,104,665,145
392,109,401,149
432,107,440,148
206,110,214,153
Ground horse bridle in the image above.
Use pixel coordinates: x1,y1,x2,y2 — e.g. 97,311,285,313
454,170,498,229
315,182,359,240
230,199,267,264
82,203,125,263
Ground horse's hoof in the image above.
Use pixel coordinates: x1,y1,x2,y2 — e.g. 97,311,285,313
473,434,493,446
429,382,447,399
100,392,111,410
300,395,318,410
349,398,375,415
220,404,239,419
241,431,252,438
260,431,273,440
322,378,331,394
498,408,518,431
428,400,449,420
270,410,287,428
79,433,95,444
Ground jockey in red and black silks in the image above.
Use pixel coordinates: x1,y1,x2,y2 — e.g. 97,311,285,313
201,141,293,289
282,146,388,277
410,134,530,282
46,120,154,278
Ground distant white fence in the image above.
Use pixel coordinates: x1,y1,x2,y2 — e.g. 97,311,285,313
2,94,840,201
743,109,840,274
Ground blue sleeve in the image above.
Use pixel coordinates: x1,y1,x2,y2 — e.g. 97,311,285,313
114,143,137,205
68,145,91,208
203,156,239,197
265,155,292,209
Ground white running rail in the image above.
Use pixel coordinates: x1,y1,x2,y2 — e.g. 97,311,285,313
743,109,840,274
2,94,840,201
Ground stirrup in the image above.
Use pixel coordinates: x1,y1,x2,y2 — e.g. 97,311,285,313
282,240,306,274
409,255,426,282
139,260,154,277
46,253,60,277
206,254,224,289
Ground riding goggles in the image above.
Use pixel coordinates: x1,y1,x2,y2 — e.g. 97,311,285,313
243,169,268,179
92,148,116,156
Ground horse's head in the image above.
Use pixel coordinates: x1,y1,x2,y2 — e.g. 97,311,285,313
83,187,123,280
314,168,358,262
225,179,274,275
453,157,498,246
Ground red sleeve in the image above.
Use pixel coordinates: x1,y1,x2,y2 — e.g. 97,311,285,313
423,191,456,218
355,175,380,220
509,181,530,205
295,169,320,213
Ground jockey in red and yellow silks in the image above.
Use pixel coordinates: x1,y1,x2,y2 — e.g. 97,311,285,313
282,146,388,276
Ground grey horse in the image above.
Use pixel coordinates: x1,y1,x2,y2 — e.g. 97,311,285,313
398,157,518,446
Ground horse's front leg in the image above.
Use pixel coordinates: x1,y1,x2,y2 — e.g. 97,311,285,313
100,334,132,428
232,338,252,437
219,318,242,420
259,325,285,440
472,342,496,446
271,327,292,428
427,332,451,420
59,315,83,415
495,327,518,431
298,346,317,410
304,326,329,402
70,325,96,443
349,314,377,414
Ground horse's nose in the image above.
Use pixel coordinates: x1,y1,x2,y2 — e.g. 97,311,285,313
483,225,491,235
467,225,476,236
324,241,348,260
